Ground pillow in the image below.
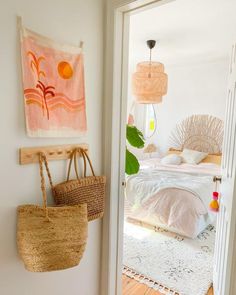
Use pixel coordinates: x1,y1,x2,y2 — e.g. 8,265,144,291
180,149,208,164
161,154,182,165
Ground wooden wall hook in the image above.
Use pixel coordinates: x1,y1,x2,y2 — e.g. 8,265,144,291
19,143,89,165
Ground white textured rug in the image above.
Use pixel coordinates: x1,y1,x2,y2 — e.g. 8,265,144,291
123,222,215,295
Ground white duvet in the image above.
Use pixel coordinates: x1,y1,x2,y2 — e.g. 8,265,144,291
125,159,220,238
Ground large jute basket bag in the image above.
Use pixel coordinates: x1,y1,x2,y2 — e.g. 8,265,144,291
53,148,106,221
17,153,88,272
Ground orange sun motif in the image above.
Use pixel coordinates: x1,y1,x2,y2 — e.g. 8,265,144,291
58,61,73,79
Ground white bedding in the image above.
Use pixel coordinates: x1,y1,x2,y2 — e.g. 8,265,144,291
140,158,221,176
125,158,220,238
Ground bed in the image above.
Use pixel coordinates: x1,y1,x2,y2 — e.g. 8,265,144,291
125,115,223,239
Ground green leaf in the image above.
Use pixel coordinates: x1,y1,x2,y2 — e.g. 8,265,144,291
126,148,140,175
126,125,145,149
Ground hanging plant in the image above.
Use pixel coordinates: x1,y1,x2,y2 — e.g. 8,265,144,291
126,125,145,175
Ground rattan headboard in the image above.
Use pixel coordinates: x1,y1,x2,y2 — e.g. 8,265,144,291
169,115,224,155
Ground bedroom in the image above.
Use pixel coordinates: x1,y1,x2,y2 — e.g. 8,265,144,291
122,0,235,294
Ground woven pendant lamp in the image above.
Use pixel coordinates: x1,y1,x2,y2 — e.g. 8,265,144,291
132,40,168,104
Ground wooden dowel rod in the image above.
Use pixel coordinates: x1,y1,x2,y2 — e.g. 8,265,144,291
19,143,89,165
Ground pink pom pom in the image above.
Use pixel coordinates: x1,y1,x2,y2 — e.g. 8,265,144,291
213,192,219,200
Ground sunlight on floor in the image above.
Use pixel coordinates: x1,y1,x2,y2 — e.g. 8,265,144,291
123,221,152,240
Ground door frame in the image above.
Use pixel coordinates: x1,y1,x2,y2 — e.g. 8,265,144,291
101,1,174,294
101,1,236,294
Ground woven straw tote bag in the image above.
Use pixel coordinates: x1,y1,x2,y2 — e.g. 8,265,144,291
17,153,88,272
53,148,106,221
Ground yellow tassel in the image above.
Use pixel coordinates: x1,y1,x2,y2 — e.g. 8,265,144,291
209,199,219,212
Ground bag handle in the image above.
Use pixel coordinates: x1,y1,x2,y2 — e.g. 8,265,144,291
67,149,76,181
80,148,96,177
39,152,53,220
66,148,87,181
66,148,96,180
73,148,87,179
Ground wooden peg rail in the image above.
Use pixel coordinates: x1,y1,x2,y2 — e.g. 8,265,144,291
19,143,89,165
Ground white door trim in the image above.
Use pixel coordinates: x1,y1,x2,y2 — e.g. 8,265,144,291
101,1,236,294
213,44,236,295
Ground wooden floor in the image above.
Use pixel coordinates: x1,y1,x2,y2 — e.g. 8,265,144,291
122,275,214,295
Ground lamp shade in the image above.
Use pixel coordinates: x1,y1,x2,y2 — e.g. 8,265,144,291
132,61,168,104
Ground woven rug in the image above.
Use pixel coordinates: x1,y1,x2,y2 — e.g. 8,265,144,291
123,222,215,295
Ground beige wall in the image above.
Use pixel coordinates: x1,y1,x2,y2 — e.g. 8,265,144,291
0,0,104,294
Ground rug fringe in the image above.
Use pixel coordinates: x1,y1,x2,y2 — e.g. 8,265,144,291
123,266,179,295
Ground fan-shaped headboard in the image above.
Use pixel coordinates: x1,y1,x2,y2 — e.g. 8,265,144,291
169,115,224,154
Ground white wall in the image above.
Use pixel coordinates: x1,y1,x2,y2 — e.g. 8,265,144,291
126,0,235,157
0,1,103,294
152,59,228,154
128,58,229,157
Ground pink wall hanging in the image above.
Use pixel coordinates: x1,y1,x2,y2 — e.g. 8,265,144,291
20,25,87,137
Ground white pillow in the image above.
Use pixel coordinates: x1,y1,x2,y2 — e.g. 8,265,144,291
180,148,208,164
161,154,182,165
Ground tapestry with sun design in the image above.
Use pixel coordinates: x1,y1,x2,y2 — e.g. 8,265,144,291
20,26,87,137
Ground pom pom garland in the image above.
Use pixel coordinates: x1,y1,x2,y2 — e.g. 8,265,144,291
213,191,219,198
209,191,219,212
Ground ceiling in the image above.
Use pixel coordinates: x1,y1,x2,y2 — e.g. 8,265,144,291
129,0,236,67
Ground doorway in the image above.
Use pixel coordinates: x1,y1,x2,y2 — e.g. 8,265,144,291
102,1,236,295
